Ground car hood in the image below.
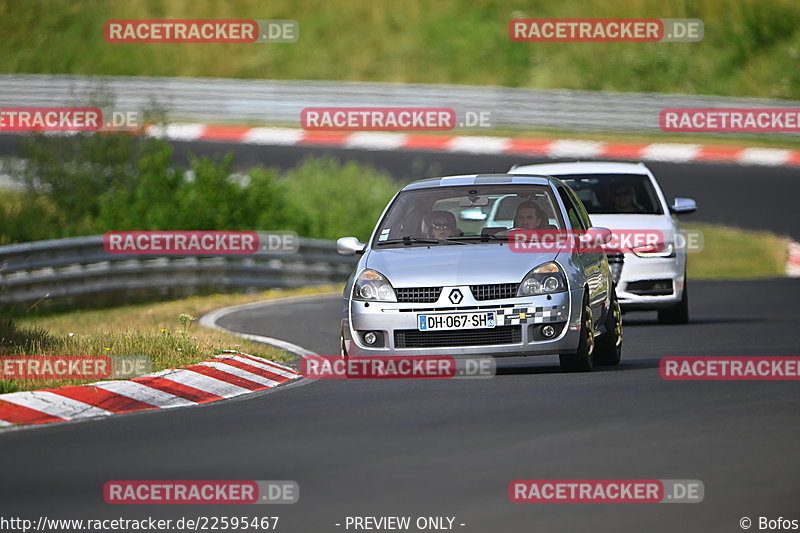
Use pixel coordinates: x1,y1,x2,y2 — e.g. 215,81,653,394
364,244,558,286
588,214,676,232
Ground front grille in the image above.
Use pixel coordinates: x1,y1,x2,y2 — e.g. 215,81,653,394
398,303,516,313
626,279,673,296
395,287,442,303
394,326,521,348
606,253,624,285
470,283,519,301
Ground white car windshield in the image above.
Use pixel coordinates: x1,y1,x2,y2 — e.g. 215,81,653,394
373,184,564,247
557,174,664,215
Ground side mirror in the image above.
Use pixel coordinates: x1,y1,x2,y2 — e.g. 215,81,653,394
584,227,613,246
336,237,366,256
670,197,697,214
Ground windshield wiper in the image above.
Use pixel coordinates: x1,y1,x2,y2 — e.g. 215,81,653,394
377,236,441,246
446,234,508,242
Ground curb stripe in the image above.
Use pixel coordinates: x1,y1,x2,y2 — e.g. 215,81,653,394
196,361,281,388
0,399,66,425
448,136,510,154
141,369,249,398
130,376,224,403
0,391,111,420
787,240,800,278
243,127,304,145
696,146,744,161
185,365,266,391
404,135,455,150
144,123,800,167
48,385,156,413
0,352,300,429
345,132,408,150
211,357,291,383
506,138,554,155
298,132,350,146
599,143,646,159
229,353,300,378
199,125,251,142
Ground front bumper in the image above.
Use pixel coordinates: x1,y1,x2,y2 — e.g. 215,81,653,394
616,254,685,310
342,286,584,357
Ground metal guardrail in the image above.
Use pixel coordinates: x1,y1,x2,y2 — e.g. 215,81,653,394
0,235,357,306
1,74,799,135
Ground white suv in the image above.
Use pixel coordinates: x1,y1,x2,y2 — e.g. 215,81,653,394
509,161,696,324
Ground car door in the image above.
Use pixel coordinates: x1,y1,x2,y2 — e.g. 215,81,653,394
557,185,610,317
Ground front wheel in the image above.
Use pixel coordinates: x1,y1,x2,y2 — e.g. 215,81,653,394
559,295,594,372
594,291,622,366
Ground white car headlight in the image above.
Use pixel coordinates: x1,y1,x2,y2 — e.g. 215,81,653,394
517,262,567,296
632,242,675,258
354,269,397,302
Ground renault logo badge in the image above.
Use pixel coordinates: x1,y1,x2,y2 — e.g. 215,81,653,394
449,288,463,304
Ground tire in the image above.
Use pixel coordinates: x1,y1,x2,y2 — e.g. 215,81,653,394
594,290,622,366
559,294,594,372
658,281,689,324
340,326,348,357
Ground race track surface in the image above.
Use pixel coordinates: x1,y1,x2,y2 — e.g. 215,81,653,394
2,279,799,533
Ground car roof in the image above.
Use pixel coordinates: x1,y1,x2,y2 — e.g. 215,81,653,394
509,161,650,176
402,174,557,191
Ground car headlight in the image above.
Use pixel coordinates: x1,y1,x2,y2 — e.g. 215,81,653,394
632,242,675,258
517,262,567,296
354,269,397,302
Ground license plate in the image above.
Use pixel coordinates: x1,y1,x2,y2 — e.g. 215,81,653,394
417,311,496,331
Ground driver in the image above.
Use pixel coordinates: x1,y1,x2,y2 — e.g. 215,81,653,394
513,201,551,230
423,210,460,240
609,183,638,213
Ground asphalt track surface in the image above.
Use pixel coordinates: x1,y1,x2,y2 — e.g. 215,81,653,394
1,135,799,532
1,133,799,238
1,279,800,532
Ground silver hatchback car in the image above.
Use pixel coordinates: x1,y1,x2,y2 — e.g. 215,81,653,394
337,174,622,372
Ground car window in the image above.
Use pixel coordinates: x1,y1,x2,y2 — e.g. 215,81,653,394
556,173,664,215
373,184,564,247
557,186,588,230
566,186,592,229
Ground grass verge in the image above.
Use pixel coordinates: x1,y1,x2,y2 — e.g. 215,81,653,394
686,223,788,279
0,285,340,394
2,0,799,100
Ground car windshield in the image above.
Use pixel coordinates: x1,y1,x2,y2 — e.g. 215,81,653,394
373,184,563,247
556,173,664,215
